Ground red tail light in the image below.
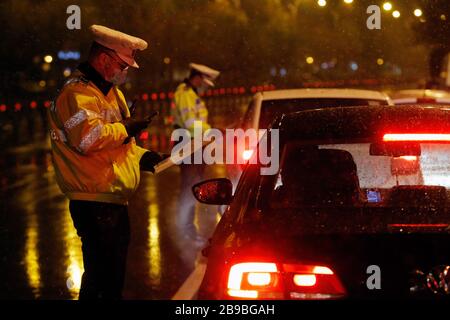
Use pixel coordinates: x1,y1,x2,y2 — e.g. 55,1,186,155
226,262,346,300
293,274,316,286
227,263,281,299
399,156,417,161
383,133,450,142
285,264,346,300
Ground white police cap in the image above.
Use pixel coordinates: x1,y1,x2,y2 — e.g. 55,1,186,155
189,63,220,87
90,25,148,68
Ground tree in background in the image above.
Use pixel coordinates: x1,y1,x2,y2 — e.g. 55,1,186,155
414,0,450,87
0,0,436,98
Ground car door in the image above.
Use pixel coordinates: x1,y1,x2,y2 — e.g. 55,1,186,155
198,164,262,298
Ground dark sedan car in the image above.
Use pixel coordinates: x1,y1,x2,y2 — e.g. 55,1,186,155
193,105,450,300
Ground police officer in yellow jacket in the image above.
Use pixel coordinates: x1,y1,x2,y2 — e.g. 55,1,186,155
49,25,164,299
172,63,219,247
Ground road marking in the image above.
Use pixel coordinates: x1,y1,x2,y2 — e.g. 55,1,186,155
172,263,207,300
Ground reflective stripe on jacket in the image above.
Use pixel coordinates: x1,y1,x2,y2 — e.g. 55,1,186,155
49,76,147,205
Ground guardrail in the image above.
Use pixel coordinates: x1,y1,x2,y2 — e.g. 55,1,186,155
0,78,421,150
0,85,256,151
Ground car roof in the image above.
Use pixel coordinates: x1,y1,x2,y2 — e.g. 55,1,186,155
392,89,450,99
274,105,450,142
392,89,450,104
257,88,390,101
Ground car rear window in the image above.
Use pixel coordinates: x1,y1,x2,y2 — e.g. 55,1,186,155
258,141,450,234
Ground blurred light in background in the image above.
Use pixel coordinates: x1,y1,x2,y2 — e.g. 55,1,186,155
392,10,401,18
350,61,359,71
377,58,384,66
163,57,171,64
270,67,277,76
58,51,81,61
344,0,353,4
392,65,402,75
41,63,51,72
383,2,392,11
44,55,53,63
306,56,314,64
317,0,326,7
63,68,72,77
39,80,46,88
414,9,423,17
140,131,149,141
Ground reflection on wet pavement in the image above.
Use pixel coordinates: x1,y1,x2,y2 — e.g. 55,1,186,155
24,211,41,298
146,177,162,286
0,143,225,299
62,204,83,299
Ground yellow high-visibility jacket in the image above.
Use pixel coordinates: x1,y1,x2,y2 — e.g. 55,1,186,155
172,82,211,135
49,75,147,205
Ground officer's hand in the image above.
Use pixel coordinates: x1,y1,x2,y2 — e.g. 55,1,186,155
140,151,170,173
121,117,152,138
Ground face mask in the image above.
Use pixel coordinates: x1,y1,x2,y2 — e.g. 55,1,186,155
197,83,208,95
109,68,128,86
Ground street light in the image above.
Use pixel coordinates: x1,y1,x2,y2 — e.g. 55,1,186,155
383,2,392,11
317,0,326,7
392,10,400,18
414,9,423,17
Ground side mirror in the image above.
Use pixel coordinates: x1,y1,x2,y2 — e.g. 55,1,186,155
192,178,233,205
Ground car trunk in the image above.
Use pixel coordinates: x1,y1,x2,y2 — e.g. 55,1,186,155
239,207,450,298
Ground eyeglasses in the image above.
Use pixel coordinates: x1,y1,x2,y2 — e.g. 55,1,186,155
104,51,129,71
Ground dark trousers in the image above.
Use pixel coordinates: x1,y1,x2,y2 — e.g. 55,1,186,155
177,163,206,238
69,200,130,300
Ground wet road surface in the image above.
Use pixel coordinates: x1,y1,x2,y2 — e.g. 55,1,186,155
0,139,225,299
